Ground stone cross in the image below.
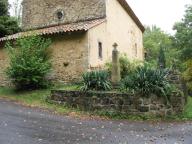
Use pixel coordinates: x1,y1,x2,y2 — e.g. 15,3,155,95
111,43,121,87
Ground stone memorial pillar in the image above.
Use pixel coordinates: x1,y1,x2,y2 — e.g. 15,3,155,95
111,43,121,87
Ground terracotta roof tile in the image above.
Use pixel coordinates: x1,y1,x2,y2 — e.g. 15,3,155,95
0,18,106,42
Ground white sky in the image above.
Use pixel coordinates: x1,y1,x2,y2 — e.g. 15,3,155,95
127,0,191,34
9,0,191,34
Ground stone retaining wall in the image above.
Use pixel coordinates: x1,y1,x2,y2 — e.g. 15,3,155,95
50,90,185,116
0,47,10,86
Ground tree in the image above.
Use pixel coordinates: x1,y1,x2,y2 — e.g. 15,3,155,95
0,16,20,37
158,46,166,69
144,26,178,67
6,36,52,90
173,5,192,61
0,0,21,38
173,4,192,92
11,0,22,25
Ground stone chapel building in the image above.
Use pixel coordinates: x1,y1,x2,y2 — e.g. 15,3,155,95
0,0,144,85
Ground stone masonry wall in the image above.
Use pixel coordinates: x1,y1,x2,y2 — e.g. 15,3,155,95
50,90,179,116
49,32,89,83
22,0,106,30
0,32,89,86
0,47,10,86
168,70,186,114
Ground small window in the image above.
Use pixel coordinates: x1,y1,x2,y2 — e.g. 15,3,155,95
98,42,103,59
144,52,147,60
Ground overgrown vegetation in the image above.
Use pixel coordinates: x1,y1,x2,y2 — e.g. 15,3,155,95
81,70,112,91
143,4,192,95
6,36,52,90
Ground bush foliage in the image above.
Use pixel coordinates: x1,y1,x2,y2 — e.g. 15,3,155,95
183,60,192,94
6,36,52,90
81,70,112,91
106,54,141,79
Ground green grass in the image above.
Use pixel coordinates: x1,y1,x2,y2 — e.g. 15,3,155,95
54,84,81,91
0,87,49,106
183,96,192,119
0,86,192,121
0,86,84,116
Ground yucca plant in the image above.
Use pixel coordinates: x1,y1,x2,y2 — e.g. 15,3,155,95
121,64,171,103
81,70,112,91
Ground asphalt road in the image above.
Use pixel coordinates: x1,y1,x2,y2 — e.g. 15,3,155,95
0,99,192,144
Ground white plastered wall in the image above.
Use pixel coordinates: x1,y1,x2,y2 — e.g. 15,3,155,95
88,0,144,68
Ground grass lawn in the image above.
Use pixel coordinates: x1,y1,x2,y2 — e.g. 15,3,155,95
0,86,192,121
0,86,85,117
183,96,192,119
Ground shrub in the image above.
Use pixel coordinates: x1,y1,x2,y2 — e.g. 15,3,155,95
6,36,52,90
106,54,141,79
81,70,112,91
121,64,171,103
182,60,192,95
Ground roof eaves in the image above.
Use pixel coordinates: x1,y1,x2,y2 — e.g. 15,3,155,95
0,18,106,42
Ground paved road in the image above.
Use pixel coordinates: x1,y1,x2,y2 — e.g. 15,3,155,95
0,99,192,144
